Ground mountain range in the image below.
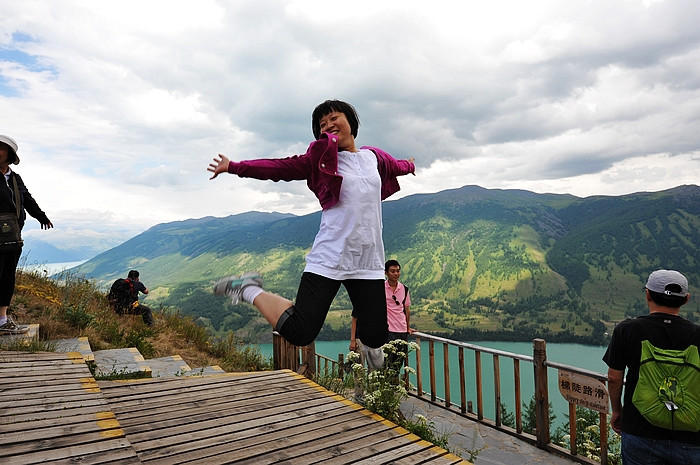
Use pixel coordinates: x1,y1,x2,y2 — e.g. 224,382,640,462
72,184,700,345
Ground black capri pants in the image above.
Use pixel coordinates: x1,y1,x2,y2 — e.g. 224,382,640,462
0,249,21,306
276,272,388,348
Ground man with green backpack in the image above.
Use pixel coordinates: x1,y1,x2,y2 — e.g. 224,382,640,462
604,269,700,464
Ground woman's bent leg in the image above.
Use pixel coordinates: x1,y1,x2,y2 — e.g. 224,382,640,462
273,272,340,347
252,292,294,327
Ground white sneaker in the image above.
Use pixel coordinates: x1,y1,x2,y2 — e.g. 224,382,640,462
0,316,29,335
213,272,263,305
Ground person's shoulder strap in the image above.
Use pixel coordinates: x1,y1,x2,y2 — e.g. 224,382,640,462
402,284,409,306
10,175,21,218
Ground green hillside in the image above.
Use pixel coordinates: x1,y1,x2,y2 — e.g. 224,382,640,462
75,185,700,345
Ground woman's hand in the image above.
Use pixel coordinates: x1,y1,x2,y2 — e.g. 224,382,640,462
208,154,230,180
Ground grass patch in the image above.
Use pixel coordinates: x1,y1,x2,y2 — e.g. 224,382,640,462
8,268,271,376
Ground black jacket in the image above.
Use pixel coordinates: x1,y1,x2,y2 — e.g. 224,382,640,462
0,171,50,229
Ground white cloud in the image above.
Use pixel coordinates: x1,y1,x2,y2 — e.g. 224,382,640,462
1,0,699,257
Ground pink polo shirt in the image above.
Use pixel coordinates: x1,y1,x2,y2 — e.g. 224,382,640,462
385,281,410,333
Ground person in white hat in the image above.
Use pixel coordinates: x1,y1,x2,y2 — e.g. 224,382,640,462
0,134,54,335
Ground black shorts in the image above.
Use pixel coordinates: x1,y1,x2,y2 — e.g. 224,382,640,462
277,272,388,348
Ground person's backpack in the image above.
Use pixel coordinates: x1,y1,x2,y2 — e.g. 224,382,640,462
632,339,700,432
107,278,134,313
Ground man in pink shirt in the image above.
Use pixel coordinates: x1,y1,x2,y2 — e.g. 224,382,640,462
385,259,412,370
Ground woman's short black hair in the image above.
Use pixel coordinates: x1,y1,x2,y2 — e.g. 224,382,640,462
312,100,360,140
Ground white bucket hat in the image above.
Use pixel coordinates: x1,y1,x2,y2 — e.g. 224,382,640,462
0,134,20,164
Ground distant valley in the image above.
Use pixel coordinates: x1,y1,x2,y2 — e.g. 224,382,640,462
72,184,700,345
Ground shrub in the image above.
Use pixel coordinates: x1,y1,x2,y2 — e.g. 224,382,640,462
208,332,271,372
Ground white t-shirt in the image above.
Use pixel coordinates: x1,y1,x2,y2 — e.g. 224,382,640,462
304,149,385,280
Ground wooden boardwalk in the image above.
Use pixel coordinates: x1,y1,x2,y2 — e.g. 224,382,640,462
0,351,468,464
0,350,140,464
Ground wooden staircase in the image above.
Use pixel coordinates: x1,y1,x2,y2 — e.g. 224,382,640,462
0,328,468,465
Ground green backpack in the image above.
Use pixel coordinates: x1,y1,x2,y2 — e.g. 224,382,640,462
632,339,700,432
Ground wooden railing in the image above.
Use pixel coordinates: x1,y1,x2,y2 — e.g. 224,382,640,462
272,332,344,377
273,331,611,465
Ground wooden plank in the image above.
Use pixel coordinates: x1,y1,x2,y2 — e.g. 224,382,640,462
3,412,120,443
1,422,127,456
221,419,394,465
0,396,109,418
0,360,87,370
3,437,140,465
98,371,305,408
97,371,294,405
148,410,376,464
414,450,470,464
100,377,316,424
0,377,98,395
0,411,117,434
313,431,422,464
1,404,113,424
0,364,90,379
117,388,336,433
271,422,410,464
400,446,467,464
0,351,86,364
0,370,92,384
45,445,141,465
0,350,71,362
123,393,342,439
140,409,360,464
126,395,348,448
348,439,434,464
0,389,105,409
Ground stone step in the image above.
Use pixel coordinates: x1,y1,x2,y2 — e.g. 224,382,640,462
92,347,152,379
49,336,94,361
142,355,226,378
147,355,192,377
182,365,226,377
16,331,227,380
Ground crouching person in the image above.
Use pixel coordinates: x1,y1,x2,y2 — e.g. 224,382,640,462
108,270,154,326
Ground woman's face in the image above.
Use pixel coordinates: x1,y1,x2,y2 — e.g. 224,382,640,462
318,111,356,152
0,143,10,167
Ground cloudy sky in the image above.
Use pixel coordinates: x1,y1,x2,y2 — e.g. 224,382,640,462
2,0,699,257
